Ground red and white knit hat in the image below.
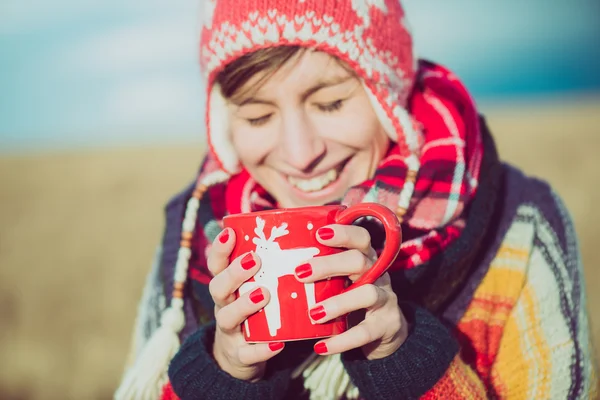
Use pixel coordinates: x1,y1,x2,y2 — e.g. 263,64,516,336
201,0,422,175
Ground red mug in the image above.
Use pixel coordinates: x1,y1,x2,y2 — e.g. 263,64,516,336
223,203,401,342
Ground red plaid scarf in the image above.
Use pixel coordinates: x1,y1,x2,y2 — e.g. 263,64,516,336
189,61,483,285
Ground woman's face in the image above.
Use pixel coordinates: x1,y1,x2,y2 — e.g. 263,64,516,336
228,50,390,208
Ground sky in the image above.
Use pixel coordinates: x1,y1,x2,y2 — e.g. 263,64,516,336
1,0,599,152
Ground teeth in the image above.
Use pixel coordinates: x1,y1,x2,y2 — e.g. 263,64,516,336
288,168,338,192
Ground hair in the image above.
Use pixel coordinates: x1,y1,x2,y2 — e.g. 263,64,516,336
216,45,356,101
216,46,305,101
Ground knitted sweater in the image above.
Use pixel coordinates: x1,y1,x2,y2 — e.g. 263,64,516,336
125,129,598,399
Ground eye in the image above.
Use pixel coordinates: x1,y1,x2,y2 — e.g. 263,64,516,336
247,114,272,126
317,99,344,112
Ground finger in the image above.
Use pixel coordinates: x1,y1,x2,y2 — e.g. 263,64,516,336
307,283,389,324
209,251,262,307
313,319,385,356
207,228,236,276
373,271,393,290
237,341,286,366
215,287,270,333
295,249,373,282
316,224,376,259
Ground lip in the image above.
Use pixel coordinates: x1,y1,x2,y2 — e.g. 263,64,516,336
281,156,353,201
284,157,351,180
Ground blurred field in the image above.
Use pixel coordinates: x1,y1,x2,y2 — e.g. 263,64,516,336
1,97,599,399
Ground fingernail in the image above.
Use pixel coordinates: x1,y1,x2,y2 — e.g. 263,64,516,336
249,288,264,304
295,263,312,279
269,342,284,351
241,253,256,270
317,227,334,240
218,229,229,244
314,342,328,354
309,305,326,321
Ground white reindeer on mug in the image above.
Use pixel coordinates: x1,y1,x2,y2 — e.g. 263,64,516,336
239,217,320,337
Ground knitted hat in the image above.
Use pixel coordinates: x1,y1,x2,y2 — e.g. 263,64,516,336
201,0,421,174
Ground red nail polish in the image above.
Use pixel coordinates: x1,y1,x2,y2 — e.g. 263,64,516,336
249,288,264,304
269,342,284,351
295,263,312,279
241,253,256,270
314,342,328,354
218,229,229,244
309,305,326,321
317,227,334,240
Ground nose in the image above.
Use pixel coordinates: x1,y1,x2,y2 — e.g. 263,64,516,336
279,110,326,172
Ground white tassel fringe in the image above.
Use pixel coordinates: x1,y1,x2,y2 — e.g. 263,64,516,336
115,305,185,400
292,354,359,400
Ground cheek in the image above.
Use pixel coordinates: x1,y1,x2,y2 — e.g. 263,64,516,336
230,126,271,165
319,103,387,149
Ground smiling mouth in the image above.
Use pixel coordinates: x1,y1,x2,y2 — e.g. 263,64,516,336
286,157,351,193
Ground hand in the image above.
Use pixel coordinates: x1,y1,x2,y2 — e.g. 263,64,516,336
294,224,409,360
207,228,285,381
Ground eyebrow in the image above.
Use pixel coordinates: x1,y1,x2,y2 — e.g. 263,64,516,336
235,75,354,107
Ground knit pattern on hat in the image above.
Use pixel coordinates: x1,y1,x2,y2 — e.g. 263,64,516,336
200,0,419,173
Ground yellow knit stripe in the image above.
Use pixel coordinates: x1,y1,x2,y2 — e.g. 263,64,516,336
493,245,530,269
446,358,473,399
495,245,529,259
446,356,487,399
475,267,526,298
491,304,531,399
460,264,526,325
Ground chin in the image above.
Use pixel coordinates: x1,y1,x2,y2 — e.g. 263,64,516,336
277,197,329,209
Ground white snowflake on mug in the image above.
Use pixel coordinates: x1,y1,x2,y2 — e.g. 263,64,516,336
239,217,320,337
351,0,388,27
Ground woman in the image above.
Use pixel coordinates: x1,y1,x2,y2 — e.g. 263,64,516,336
116,1,597,399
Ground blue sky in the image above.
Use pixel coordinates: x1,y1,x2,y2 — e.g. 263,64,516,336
1,0,599,152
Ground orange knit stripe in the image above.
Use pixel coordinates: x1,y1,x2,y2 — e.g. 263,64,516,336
489,307,529,399
421,356,487,399
454,241,529,386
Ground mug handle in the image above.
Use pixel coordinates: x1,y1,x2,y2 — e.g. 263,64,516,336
334,203,402,294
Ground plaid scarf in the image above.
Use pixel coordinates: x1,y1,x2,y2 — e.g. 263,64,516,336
189,61,483,286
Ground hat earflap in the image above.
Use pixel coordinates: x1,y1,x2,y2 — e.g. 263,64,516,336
362,80,421,155
207,83,241,174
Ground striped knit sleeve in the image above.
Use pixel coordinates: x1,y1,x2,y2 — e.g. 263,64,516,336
425,199,598,399
487,200,598,398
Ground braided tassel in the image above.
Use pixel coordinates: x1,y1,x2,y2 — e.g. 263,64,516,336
115,171,229,400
